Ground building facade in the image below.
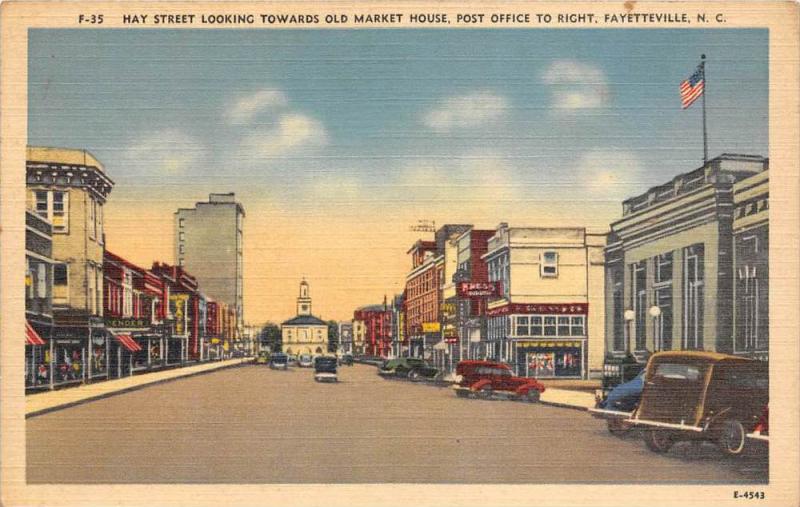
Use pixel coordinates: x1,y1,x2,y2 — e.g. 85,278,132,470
353,303,392,358
282,280,328,356
25,209,54,390
604,154,769,364
484,225,606,379
404,242,444,359
338,322,353,355
175,193,245,330
27,146,114,384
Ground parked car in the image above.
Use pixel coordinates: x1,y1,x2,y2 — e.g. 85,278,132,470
298,354,314,368
339,354,354,366
452,360,545,402
269,352,289,370
627,351,768,456
255,350,270,364
378,357,439,381
314,356,338,382
589,370,645,434
746,405,769,443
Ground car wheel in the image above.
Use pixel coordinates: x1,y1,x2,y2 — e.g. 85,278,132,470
644,429,675,453
524,390,541,403
718,419,746,456
408,370,420,382
607,418,631,435
479,385,494,400
455,389,469,398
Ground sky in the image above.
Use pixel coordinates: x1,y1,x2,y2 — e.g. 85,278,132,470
28,28,768,323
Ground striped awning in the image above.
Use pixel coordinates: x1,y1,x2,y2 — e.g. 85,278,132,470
25,321,46,346
115,334,142,352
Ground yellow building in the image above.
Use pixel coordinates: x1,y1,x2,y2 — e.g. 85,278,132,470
26,146,114,381
281,280,328,356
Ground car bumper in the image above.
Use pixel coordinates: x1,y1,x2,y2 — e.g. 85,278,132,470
315,373,338,382
588,407,634,419
746,432,769,442
625,417,704,432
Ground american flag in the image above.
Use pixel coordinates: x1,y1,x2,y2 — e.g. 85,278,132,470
680,64,704,109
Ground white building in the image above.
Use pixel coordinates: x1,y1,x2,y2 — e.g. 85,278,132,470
281,280,328,356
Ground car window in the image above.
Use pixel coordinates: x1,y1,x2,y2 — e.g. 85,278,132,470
654,363,703,381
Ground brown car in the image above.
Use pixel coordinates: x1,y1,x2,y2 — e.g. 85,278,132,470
627,351,768,456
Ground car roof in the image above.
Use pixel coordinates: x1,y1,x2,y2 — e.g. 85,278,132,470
649,351,757,364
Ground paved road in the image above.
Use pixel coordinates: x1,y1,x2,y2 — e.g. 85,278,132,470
26,364,767,483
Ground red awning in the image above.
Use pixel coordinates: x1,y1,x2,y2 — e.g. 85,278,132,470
25,321,46,346
115,334,142,352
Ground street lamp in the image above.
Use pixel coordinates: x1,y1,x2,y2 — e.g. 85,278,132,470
623,309,635,354
649,305,662,352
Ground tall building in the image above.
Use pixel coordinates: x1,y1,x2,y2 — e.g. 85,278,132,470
26,146,114,384
174,193,245,329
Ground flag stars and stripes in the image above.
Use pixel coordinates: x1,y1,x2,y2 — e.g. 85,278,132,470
680,65,705,109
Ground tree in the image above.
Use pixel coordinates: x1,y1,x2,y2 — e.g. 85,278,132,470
327,320,339,353
259,322,281,352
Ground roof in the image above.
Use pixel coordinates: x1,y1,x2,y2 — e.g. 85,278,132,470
355,304,387,312
281,315,327,326
27,146,105,173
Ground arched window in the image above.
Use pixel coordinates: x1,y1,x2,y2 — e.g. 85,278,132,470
315,347,323,354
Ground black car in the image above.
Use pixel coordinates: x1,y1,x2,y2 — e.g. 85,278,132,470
379,358,440,381
314,356,338,382
339,354,354,366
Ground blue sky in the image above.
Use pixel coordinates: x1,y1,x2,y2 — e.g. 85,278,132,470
28,28,768,322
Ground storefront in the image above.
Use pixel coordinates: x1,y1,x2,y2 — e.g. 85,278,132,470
25,321,50,390
514,340,585,378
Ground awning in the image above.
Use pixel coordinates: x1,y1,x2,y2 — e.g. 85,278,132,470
25,321,46,346
115,334,142,352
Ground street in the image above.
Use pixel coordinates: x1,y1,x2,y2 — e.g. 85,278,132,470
26,364,767,484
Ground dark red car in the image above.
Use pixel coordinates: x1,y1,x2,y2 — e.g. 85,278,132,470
453,360,545,402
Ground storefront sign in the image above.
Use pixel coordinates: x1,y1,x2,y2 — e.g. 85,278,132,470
515,340,583,348
422,322,441,333
457,281,502,298
105,317,149,329
487,303,588,317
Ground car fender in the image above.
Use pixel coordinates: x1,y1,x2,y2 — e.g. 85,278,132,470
516,381,545,395
470,379,492,391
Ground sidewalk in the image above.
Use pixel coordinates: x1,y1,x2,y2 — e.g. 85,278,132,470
539,387,595,411
26,358,250,417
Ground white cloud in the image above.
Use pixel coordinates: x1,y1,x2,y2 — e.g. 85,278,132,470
239,113,328,157
423,91,509,132
225,89,288,124
576,150,644,198
541,60,610,111
122,129,207,175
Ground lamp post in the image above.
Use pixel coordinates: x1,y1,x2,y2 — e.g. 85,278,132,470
649,305,662,352
623,309,635,354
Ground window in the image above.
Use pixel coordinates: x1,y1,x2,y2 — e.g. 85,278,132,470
179,244,185,254
653,252,673,351
530,316,543,336
611,269,625,351
179,232,185,242
88,197,96,240
558,316,570,336
570,316,585,336
515,316,529,336
97,204,104,245
37,263,47,298
54,264,68,285
25,260,34,300
683,244,705,350
541,251,558,278
33,190,70,232
178,218,185,228
544,316,557,336
632,261,647,351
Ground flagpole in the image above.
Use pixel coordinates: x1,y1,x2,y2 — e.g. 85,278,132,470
701,54,708,164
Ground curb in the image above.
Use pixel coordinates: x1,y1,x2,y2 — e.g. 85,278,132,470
26,359,249,419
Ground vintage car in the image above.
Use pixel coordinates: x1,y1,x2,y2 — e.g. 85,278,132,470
269,352,289,370
313,356,338,382
452,360,545,402
626,351,768,456
588,369,645,434
339,354,354,366
298,354,314,368
378,358,440,381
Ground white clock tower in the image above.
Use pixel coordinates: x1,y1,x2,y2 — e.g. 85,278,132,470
297,279,312,316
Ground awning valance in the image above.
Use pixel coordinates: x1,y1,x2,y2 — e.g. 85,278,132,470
25,321,46,346
115,334,142,352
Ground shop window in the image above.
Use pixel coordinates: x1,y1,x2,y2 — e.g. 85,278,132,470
541,251,558,278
